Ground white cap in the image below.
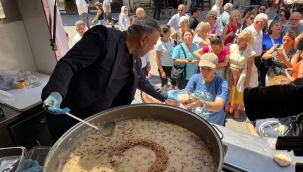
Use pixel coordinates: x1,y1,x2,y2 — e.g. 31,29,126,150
179,16,188,26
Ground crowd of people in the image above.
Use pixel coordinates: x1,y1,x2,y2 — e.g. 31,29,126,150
62,1,302,140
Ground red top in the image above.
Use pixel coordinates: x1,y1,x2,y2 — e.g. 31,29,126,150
224,23,241,45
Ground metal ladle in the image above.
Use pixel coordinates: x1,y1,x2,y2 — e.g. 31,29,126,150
44,103,116,137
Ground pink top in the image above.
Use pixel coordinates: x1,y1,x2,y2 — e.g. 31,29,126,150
202,45,230,63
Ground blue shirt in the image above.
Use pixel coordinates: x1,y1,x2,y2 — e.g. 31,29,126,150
262,34,283,63
172,43,200,80
185,74,229,126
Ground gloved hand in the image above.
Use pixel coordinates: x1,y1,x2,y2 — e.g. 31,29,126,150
43,92,70,115
21,165,42,172
20,159,42,172
167,90,181,101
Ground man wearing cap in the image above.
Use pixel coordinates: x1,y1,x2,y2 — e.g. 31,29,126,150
188,7,200,31
167,4,189,31
184,53,229,126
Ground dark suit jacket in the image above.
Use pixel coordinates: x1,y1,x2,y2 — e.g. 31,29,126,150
42,25,167,117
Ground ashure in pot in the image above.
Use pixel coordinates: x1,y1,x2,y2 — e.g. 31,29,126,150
43,104,225,172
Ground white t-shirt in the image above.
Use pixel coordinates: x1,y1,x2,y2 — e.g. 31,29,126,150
76,0,88,15
141,52,150,68
103,0,111,13
193,35,203,46
154,39,174,66
244,25,263,56
72,33,82,46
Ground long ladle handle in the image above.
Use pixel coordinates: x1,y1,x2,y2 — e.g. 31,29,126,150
65,112,100,131
44,103,100,131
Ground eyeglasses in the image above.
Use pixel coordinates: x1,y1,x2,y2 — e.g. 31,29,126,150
178,10,183,12
290,18,300,21
259,8,266,11
279,9,285,11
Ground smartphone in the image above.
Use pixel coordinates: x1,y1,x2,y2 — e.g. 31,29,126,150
287,70,293,75
277,48,283,54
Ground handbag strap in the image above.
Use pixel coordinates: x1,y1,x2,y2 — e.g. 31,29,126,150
177,44,187,69
180,44,188,59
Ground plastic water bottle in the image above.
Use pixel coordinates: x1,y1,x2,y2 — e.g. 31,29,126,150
195,107,209,120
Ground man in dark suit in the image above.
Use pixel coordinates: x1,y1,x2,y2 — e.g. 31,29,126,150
42,17,169,141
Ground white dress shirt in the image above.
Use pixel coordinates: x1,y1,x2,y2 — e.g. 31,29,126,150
76,0,88,15
244,25,263,56
167,14,190,31
72,33,82,47
141,52,150,68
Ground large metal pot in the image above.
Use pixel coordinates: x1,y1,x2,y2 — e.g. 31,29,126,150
43,104,225,172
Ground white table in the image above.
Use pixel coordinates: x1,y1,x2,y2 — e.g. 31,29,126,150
3,72,50,111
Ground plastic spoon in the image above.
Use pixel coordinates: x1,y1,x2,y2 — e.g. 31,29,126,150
44,103,116,136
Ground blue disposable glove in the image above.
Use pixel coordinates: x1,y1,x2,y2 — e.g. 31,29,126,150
43,92,70,115
21,165,42,172
20,159,42,172
167,90,180,101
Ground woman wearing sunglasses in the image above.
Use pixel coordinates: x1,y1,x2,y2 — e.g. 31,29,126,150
234,11,255,42
257,4,269,34
280,10,290,29
207,10,221,36
273,5,287,21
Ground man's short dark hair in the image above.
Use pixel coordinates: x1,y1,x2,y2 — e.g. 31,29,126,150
190,7,199,15
128,16,162,36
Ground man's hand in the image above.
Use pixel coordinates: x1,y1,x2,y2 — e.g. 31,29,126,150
184,96,203,109
86,4,90,7
43,92,71,115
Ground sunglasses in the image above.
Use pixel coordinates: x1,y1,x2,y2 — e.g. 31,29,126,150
259,8,266,11
249,17,255,20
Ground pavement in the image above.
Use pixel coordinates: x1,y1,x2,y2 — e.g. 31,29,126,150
61,7,278,134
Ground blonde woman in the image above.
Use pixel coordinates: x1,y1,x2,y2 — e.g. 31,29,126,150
262,31,300,86
222,10,241,46
193,21,211,48
226,30,256,119
91,2,105,25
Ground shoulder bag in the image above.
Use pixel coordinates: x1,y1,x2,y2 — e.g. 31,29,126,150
171,44,187,81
